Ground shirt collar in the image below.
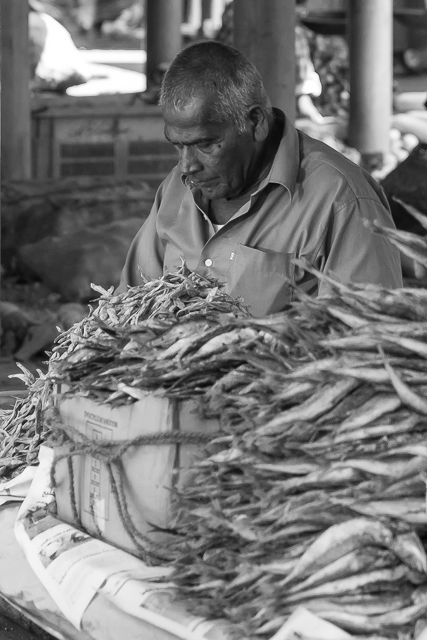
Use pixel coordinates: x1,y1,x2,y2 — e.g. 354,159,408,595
257,107,300,198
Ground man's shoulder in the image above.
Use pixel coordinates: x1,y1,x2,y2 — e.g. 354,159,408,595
297,130,384,203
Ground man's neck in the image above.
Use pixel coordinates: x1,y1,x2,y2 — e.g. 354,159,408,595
209,192,252,224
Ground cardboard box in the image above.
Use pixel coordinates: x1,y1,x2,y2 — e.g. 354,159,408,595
54,393,220,559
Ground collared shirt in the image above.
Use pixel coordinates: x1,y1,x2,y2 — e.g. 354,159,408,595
118,110,402,317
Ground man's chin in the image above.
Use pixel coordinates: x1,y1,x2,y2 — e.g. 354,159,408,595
199,184,229,200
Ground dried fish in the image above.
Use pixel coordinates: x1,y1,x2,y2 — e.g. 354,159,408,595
6,238,427,639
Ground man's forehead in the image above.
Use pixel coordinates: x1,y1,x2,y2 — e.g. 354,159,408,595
163,95,214,123
163,100,232,139
163,117,227,145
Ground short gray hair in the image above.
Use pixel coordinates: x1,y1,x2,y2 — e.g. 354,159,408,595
159,41,273,133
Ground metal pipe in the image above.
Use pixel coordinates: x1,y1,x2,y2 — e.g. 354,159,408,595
1,0,32,180
146,0,183,90
348,0,393,169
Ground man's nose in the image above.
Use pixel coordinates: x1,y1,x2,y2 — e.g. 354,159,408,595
180,146,202,174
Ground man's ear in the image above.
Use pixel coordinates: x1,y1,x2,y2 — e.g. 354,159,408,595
247,105,269,141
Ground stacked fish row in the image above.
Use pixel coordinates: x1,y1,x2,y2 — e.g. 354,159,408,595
27,209,427,639
48,262,251,403
4,207,427,638
7,266,427,636
164,264,427,638
0,263,249,477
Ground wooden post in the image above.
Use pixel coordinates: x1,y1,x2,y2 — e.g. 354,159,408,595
146,0,183,90
234,0,296,121
347,0,393,169
1,0,32,180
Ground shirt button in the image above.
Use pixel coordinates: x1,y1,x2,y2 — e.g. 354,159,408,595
204,258,213,267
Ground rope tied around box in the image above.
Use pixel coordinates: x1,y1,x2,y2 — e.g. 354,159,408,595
45,408,217,565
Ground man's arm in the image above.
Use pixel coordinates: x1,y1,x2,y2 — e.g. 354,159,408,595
317,197,403,295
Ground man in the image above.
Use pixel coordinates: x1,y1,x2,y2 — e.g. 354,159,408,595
118,41,402,317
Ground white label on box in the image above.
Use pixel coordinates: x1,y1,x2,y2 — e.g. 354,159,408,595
83,421,113,522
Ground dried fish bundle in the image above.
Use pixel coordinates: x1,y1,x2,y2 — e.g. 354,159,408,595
0,364,53,479
366,199,427,272
47,261,253,404
1,264,250,478
162,268,427,638
5,226,427,638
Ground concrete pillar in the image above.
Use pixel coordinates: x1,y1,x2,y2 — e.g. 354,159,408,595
348,0,393,169
184,0,202,35
234,0,296,121
202,0,225,36
146,0,183,90
211,0,227,31
1,0,32,180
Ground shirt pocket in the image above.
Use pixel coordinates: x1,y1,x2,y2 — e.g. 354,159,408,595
227,244,295,317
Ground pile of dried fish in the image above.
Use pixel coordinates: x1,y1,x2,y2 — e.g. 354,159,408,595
367,198,427,273
48,261,251,403
0,364,53,479
0,264,252,481
162,264,427,638
4,207,427,638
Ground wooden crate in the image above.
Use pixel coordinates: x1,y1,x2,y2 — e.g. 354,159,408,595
31,95,178,189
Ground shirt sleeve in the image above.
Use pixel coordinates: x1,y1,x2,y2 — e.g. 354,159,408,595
317,197,403,295
116,188,165,293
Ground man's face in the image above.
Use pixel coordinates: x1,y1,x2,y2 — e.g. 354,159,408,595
163,97,261,201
